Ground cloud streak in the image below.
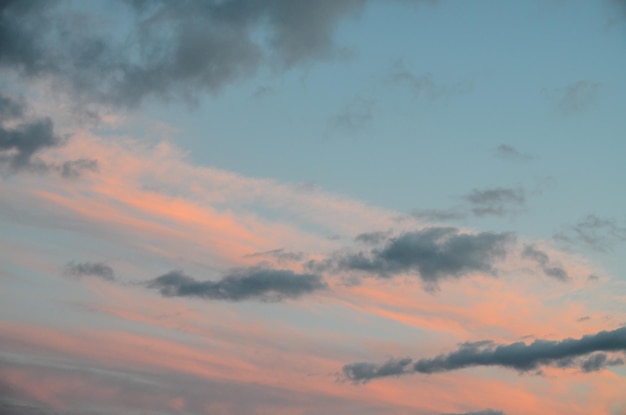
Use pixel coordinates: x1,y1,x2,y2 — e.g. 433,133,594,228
343,326,626,382
146,267,327,302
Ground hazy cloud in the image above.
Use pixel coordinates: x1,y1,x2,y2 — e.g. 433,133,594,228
343,326,626,382
147,267,327,301
521,245,569,281
554,214,626,253
440,410,505,415
388,63,472,101
329,97,374,134
0,0,366,108
66,261,115,281
463,187,525,217
317,227,512,289
543,80,600,114
243,248,306,263
495,144,533,162
410,208,466,222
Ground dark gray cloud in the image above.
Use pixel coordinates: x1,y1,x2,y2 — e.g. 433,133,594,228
66,261,115,281
463,187,525,217
543,80,600,115
521,245,569,281
0,0,366,108
147,267,326,301
495,144,533,162
0,92,98,177
316,227,512,289
554,214,626,253
243,248,306,263
343,326,626,382
0,93,60,172
440,410,505,415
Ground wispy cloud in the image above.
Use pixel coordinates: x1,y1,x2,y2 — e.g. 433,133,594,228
494,144,533,162
554,214,626,253
65,261,115,281
463,187,525,217
543,80,600,115
521,245,569,281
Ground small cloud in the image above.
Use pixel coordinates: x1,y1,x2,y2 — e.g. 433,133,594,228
463,187,525,217
494,144,533,162
387,62,472,101
66,261,115,281
411,208,466,222
521,245,569,281
146,267,326,302
543,80,600,115
328,97,374,134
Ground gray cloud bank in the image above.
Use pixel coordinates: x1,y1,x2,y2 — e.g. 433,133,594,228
554,214,626,253
1,0,367,108
343,327,626,382
147,267,327,301
316,227,512,289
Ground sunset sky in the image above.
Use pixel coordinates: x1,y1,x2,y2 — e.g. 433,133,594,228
1,1,626,414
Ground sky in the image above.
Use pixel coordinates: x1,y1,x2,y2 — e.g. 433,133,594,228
1,1,626,414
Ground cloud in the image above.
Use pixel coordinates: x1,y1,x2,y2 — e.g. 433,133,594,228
543,80,600,115
580,353,624,373
387,62,472,101
66,261,115,281
463,187,525,217
146,267,327,302
440,410,506,415
328,97,374,134
243,248,306,263
0,0,366,108
521,245,569,281
494,144,533,162
342,326,626,382
0,93,61,172
341,357,413,383
554,214,626,253
410,208,466,222
317,227,512,289
60,158,99,178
